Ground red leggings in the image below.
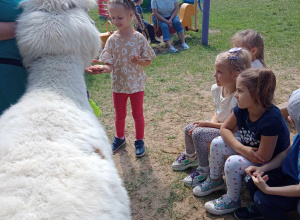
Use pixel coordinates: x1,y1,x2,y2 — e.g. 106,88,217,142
113,91,145,140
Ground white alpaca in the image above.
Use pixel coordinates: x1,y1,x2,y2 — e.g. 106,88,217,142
0,0,131,219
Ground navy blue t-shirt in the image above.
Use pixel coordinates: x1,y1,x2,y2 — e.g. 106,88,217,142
233,105,290,158
282,134,300,182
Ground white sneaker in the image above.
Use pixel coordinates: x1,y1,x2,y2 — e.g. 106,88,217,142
171,152,198,171
182,42,189,50
183,166,209,187
205,195,241,215
193,176,225,197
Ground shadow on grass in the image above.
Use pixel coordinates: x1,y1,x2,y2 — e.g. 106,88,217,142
114,146,191,219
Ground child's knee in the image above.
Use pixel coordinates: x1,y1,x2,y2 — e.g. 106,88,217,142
191,128,203,138
224,155,242,172
210,136,223,148
184,124,194,134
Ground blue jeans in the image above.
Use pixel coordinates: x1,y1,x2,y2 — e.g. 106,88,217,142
246,168,298,220
152,15,184,42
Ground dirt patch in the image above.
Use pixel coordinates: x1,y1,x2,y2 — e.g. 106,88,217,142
101,67,299,220
151,35,193,55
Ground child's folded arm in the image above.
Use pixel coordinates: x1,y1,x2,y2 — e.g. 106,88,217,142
255,135,278,162
221,112,265,163
246,145,291,177
220,112,245,153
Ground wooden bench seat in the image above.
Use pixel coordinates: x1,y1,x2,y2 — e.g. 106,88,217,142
277,101,289,118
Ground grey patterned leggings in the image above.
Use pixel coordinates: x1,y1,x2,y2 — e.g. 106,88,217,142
184,124,220,167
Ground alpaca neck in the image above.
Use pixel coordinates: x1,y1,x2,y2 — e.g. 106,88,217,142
26,55,90,108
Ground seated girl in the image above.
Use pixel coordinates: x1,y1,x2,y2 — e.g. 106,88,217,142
193,68,290,215
171,48,252,189
234,88,300,220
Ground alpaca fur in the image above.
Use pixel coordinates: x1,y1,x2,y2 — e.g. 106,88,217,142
0,0,131,219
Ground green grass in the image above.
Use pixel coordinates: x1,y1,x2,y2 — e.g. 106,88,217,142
87,0,300,114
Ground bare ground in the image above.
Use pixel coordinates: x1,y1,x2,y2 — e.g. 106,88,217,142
99,67,300,220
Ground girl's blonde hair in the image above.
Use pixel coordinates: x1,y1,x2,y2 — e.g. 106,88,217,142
230,30,266,67
108,0,144,30
215,48,252,73
238,68,276,108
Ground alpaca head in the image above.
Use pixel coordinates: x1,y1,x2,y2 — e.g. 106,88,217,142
16,0,101,68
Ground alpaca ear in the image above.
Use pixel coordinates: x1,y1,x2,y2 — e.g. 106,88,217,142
60,0,97,11
62,2,76,10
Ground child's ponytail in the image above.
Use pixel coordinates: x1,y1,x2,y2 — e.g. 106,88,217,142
239,68,276,108
257,69,276,108
133,7,144,30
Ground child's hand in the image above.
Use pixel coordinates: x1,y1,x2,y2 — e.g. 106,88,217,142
251,172,269,193
188,121,208,135
242,147,265,164
130,55,142,64
85,65,107,74
245,165,264,177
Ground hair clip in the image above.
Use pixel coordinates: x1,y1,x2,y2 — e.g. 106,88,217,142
228,47,242,60
228,47,243,53
228,56,238,60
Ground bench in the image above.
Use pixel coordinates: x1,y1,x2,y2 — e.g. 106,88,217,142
277,101,289,118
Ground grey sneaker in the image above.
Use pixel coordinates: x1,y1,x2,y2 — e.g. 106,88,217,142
205,194,241,215
193,176,225,197
171,152,198,171
182,42,189,50
183,166,209,187
169,46,179,53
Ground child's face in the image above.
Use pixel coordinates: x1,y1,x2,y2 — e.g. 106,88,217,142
234,77,255,109
108,4,133,31
214,63,237,87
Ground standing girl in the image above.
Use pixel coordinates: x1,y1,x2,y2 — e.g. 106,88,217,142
171,48,252,187
231,30,266,68
86,0,156,157
193,68,290,215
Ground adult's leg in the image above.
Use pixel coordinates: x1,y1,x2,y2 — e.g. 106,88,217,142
129,91,145,140
209,136,237,179
113,92,129,138
152,15,172,48
172,15,185,43
192,127,220,167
